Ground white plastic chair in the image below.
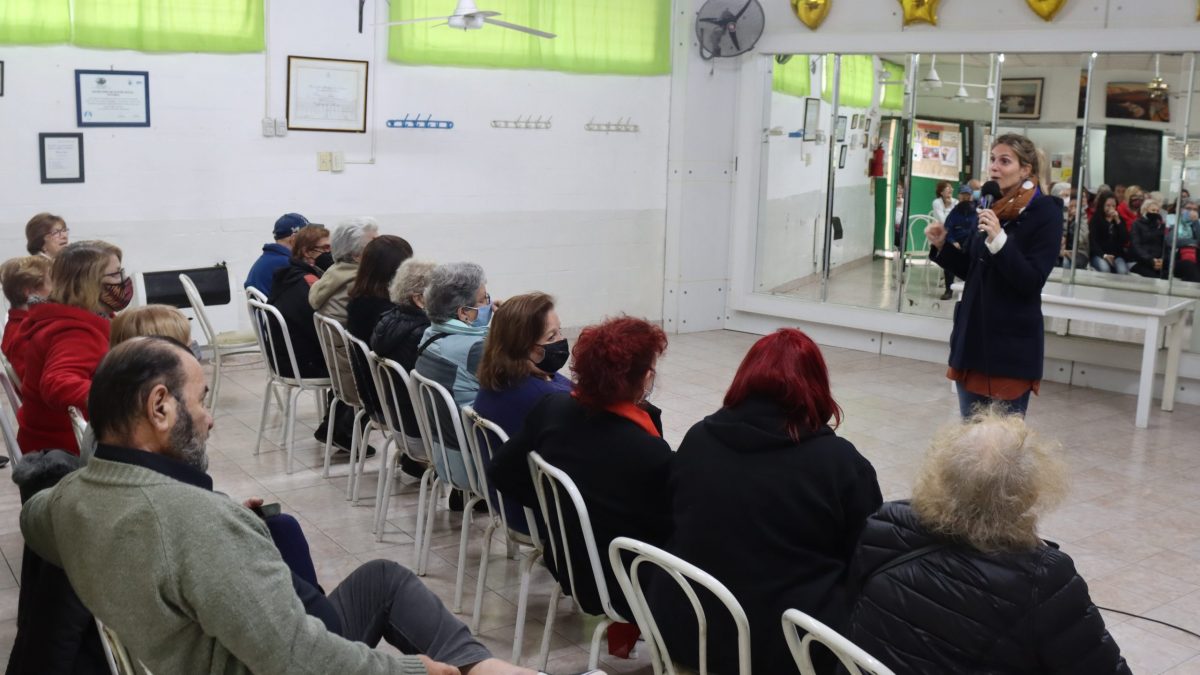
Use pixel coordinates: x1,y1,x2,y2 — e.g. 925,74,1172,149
243,287,287,416
409,370,488,613
461,406,544,637
369,352,434,544
314,315,372,499
607,536,748,675
528,451,634,671
179,274,259,416
0,355,22,466
782,608,895,675
343,333,392,504
905,214,939,295
246,298,331,474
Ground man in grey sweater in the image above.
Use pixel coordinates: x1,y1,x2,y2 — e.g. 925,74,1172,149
19,337,547,675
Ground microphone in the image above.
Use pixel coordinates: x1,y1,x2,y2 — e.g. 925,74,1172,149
978,180,1003,210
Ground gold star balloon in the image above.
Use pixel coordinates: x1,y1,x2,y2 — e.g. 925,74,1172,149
898,0,939,26
791,0,832,30
1026,0,1066,21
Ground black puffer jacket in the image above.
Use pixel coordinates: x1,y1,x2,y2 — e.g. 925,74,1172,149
848,501,1130,675
267,260,326,378
370,304,431,437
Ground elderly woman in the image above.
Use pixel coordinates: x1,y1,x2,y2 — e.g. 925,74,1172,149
25,213,70,259
109,304,191,346
414,262,493,407
848,408,1129,674
1129,198,1167,279
309,216,379,324
488,316,673,618
1,255,53,381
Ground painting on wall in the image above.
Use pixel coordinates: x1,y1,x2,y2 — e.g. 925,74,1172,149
998,78,1043,120
1105,82,1170,123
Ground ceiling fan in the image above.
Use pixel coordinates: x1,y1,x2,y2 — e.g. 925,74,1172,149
377,0,556,39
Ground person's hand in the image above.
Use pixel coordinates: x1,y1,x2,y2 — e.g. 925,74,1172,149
1154,258,1163,271
418,655,460,675
1104,254,1115,265
977,208,1002,243
924,221,947,250
243,497,264,510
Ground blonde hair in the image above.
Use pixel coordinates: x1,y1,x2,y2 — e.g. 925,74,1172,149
911,406,1067,553
1124,185,1145,206
389,258,436,308
110,304,191,346
1,256,52,306
992,134,1041,190
1140,198,1162,216
48,240,122,314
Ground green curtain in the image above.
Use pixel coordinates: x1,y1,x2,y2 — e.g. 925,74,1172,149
388,0,671,76
880,59,905,111
771,56,811,98
821,54,873,108
0,0,70,44
73,0,264,52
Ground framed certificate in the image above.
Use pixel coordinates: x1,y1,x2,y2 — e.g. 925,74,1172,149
75,70,150,127
286,56,369,133
40,133,85,184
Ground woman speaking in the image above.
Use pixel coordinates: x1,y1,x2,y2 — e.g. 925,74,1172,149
925,134,1063,416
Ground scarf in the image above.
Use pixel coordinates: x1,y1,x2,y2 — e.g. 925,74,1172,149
992,180,1040,223
604,401,661,438
429,318,488,337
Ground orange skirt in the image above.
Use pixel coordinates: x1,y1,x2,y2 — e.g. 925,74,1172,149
947,367,1040,401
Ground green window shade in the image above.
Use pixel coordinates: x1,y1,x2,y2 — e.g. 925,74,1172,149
0,0,70,44
772,56,811,98
388,1,671,76
821,54,873,108
73,0,264,53
881,60,905,111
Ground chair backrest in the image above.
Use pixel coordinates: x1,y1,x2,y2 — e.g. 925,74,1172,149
138,264,232,309
246,298,304,382
369,352,416,443
345,334,384,422
243,289,274,369
67,406,87,447
782,608,895,675
0,349,21,394
0,363,22,465
906,214,936,252
409,370,479,493
244,286,268,304
528,451,624,623
608,536,750,675
461,406,541,548
313,314,355,403
178,274,216,347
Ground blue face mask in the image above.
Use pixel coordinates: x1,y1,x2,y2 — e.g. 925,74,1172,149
972,189,982,201
469,302,492,328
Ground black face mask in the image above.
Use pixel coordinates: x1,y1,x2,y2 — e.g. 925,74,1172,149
314,252,335,271
534,338,570,375
1146,213,1162,224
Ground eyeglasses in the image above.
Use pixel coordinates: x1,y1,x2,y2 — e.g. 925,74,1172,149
462,294,492,311
49,227,69,237
315,244,332,253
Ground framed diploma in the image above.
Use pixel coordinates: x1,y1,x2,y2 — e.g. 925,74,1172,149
1,61,5,97
40,133,85,184
75,70,150,127
286,56,369,133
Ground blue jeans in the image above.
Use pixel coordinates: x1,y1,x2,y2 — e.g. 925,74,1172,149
957,385,1031,418
1091,255,1130,274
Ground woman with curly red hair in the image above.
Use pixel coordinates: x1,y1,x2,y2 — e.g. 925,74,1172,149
488,315,673,618
649,328,881,675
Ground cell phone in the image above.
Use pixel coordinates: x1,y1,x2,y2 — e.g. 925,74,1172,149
250,502,282,519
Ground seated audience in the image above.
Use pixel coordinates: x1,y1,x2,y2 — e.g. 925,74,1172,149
1089,190,1130,274
109,304,191,346
347,235,414,342
1,255,53,381
938,185,977,300
245,212,309,297
1113,183,1127,207
473,292,572,534
930,180,953,224
848,408,1129,674
1117,185,1143,230
1130,198,1168,278
25,213,70,259
1170,200,1198,263
17,241,128,455
1051,182,1086,270
488,316,672,618
19,337,549,675
649,329,881,675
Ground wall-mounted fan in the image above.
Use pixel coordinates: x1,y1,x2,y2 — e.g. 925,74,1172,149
696,0,764,60
378,0,556,39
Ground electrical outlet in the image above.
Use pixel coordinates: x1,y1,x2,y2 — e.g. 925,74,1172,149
261,117,275,137
317,152,332,171
274,118,288,136
330,151,345,172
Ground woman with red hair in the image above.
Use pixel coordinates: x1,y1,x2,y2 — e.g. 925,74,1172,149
488,316,672,619
649,328,881,675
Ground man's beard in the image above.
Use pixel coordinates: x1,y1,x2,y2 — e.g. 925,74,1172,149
168,400,209,473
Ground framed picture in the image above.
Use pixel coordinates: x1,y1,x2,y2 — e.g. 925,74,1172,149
39,133,84,184
1106,82,1169,122
287,56,369,133
838,144,848,169
75,70,150,127
1,61,5,97
836,115,848,142
802,97,820,142
998,78,1043,120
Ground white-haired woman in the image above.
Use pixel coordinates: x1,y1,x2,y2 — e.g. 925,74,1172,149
309,216,380,323
847,408,1129,674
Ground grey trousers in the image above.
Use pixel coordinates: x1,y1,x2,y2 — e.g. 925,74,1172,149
326,559,491,668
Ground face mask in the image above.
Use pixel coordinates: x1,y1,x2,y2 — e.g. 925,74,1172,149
314,252,335,271
642,374,656,402
972,190,982,201
1147,213,1161,223
533,338,569,375
469,302,492,328
101,277,134,313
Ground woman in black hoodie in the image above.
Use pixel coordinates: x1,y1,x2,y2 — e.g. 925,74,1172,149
1088,191,1131,274
648,329,881,675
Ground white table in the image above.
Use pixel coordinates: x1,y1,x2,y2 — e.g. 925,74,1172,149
1040,283,1194,428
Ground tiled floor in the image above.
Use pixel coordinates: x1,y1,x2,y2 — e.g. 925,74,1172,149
2,329,1200,673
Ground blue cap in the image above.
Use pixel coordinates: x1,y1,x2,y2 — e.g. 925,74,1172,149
273,213,309,239
958,184,973,195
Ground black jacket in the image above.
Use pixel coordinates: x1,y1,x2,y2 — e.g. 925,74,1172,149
488,392,673,618
649,397,881,675
933,193,1062,381
370,304,431,438
267,260,326,378
1130,214,1167,267
1088,214,1130,258
347,295,393,344
848,501,1130,675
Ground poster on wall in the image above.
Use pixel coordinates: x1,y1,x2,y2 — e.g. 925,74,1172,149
287,56,369,133
912,120,961,181
39,133,84,184
75,70,150,127
1106,83,1169,123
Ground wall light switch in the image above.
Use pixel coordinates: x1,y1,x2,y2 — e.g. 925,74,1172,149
330,151,345,172
261,117,275,137
317,152,332,171
274,118,288,136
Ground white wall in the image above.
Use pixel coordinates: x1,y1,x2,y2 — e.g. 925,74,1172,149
0,0,671,337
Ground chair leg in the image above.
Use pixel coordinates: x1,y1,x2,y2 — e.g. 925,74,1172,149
470,520,499,634
418,479,440,576
372,441,394,535
284,387,301,474
254,378,273,456
587,618,613,670
511,548,543,664
209,348,222,417
356,431,387,505
345,408,365,501
322,398,339,478
453,495,482,613
538,584,562,670
409,470,433,562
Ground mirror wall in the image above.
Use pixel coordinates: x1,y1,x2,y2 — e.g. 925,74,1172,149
755,50,1200,349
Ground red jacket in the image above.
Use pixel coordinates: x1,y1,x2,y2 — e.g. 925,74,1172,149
1118,202,1139,232
2,307,29,382
16,303,110,455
